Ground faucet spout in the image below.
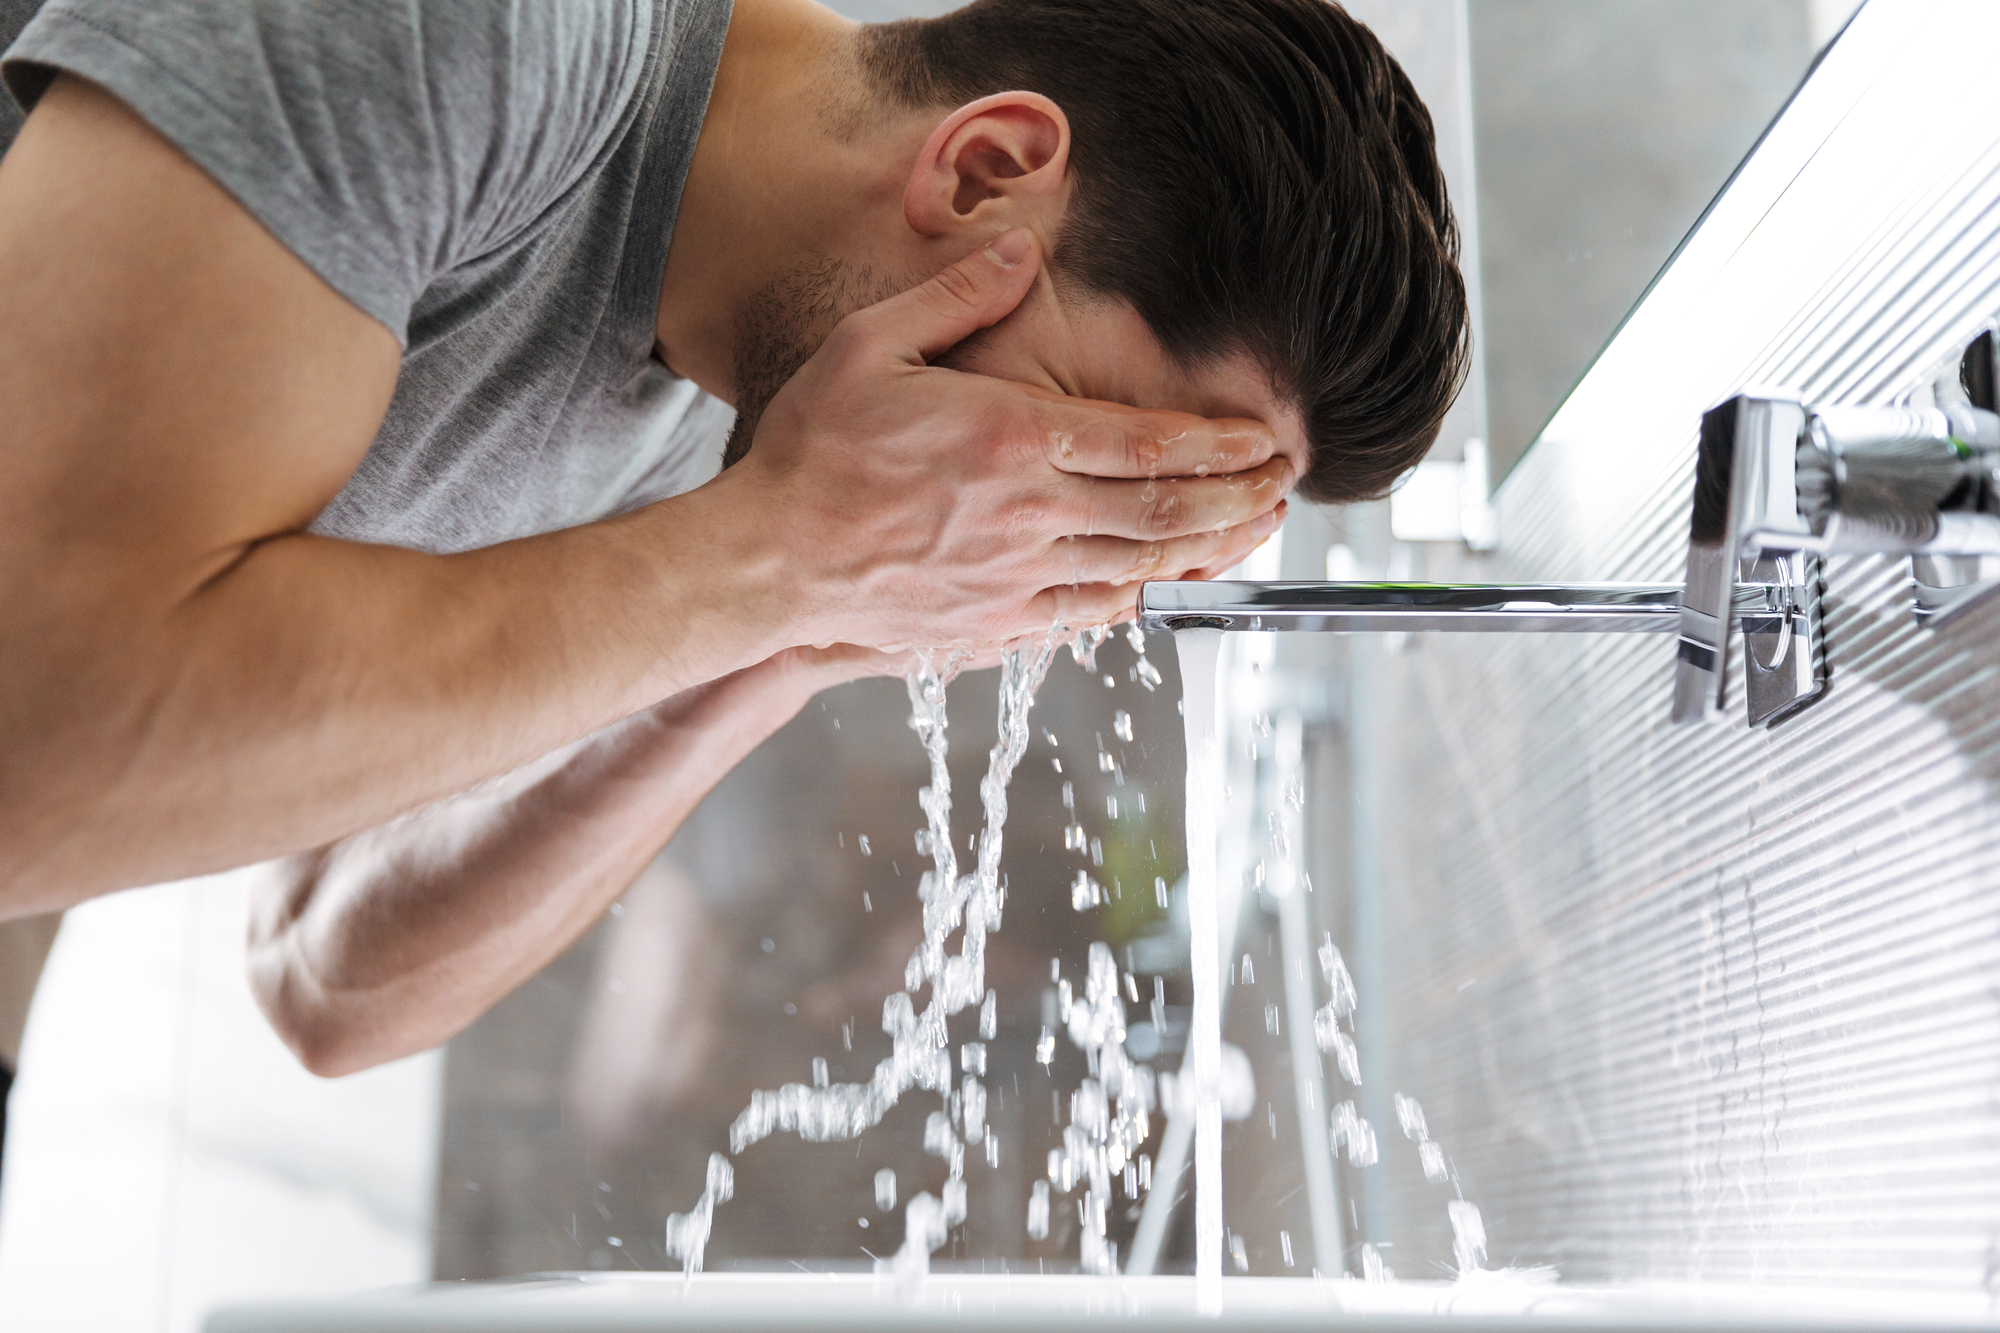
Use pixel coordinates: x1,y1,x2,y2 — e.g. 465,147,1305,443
1138,580,1781,635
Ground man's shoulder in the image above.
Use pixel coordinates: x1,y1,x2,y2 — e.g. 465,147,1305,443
3,0,661,340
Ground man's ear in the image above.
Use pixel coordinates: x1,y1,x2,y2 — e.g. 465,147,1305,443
903,92,1070,238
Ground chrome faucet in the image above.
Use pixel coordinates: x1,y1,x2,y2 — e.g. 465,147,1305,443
1136,576,1819,728
1137,334,2000,731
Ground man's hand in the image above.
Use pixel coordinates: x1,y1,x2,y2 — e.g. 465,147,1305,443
698,229,1292,650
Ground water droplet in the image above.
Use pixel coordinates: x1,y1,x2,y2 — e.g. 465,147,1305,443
1450,1200,1487,1274
1026,1179,1051,1239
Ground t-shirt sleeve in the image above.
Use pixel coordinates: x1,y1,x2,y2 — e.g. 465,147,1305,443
2,0,650,344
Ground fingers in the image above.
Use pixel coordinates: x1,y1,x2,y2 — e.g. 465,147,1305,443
782,643,919,681
1011,505,1286,637
1029,579,1149,632
1187,500,1286,579
1021,391,1277,480
845,229,1040,366
1051,455,1293,543
1045,505,1285,587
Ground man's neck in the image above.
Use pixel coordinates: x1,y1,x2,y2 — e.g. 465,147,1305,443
655,0,916,403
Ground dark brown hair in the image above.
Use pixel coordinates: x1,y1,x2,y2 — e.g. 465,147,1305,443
864,0,1470,503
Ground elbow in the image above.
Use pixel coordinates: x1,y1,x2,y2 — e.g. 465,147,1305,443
245,854,404,1078
247,927,399,1079
250,961,379,1078
280,1010,382,1081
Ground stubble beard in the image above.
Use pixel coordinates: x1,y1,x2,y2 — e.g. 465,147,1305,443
721,254,902,470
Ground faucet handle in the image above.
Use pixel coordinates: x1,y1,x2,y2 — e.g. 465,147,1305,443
1671,394,1813,725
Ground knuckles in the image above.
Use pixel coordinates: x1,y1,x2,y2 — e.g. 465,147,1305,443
1123,430,1166,478
1130,540,1168,581
999,492,1056,543
1139,487,1193,536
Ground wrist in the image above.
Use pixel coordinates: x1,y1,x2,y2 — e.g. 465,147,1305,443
605,475,809,697
661,465,829,665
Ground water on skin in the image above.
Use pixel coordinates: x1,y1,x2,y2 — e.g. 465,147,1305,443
1173,627,1225,1314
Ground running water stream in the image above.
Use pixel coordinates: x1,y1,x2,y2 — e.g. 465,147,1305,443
1173,628,1226,1314
661,618,1489,1295
670,634,1062,1279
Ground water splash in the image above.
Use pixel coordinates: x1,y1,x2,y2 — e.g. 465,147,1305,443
670,635,1064,1277
1395,1093,1452,1184
1026,1178,1051,1239
1449,1198,1488,1275
1361,1241,1391,1283
880,1190,950,1289
728,638,1059,1163
1331,1099,1378,1167
662,1152,733,1278
1042,941,1157,1275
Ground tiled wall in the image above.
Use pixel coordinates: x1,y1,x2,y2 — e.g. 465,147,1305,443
1340,1,2000,1287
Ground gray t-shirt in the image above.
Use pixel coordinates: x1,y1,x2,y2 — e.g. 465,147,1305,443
2,0,736,554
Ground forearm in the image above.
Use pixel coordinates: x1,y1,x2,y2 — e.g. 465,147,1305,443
0,479,791,913
249,655,826,1076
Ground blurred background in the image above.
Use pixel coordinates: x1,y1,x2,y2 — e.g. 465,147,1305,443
0,1,1873,1328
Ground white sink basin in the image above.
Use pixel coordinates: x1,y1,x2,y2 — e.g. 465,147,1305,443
204,1272,1999,1331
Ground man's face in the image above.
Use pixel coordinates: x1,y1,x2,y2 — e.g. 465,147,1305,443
720,251,1309,482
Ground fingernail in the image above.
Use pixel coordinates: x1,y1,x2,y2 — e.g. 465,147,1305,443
986,228,1033,268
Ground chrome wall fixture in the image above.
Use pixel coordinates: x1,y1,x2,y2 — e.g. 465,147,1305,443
1669,334,2000,725
1137,576,1820,730
1139,336,2000,732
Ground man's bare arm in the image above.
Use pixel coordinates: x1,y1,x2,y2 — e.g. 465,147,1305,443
249,505,1278,1080
245,647,885,1077
0,79,1288,916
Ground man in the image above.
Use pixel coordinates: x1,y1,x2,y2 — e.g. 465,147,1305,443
0,0,1466,1070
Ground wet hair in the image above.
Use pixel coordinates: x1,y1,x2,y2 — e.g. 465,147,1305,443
862,0,1469,503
